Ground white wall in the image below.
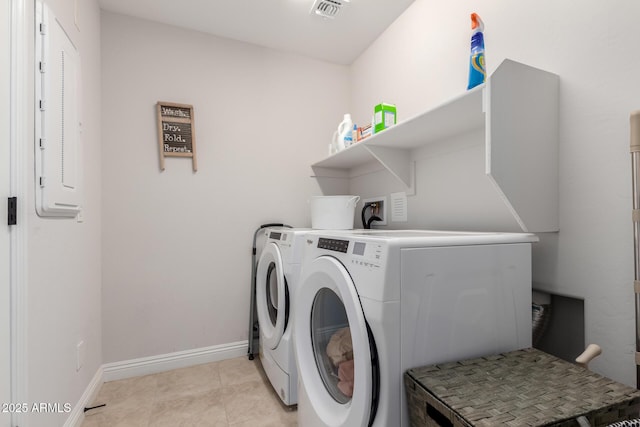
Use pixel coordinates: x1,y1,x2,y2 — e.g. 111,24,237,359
349,0,640,385
24,0,103,425
100,12,349,363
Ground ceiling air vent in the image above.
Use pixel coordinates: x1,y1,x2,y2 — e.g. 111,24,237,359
311,0,349,19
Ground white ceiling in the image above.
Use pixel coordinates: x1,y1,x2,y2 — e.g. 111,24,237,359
98,0,416,65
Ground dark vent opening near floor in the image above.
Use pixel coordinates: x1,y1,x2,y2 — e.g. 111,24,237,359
533,291,585,363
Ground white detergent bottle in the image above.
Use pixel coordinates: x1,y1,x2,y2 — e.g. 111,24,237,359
332,113,353,152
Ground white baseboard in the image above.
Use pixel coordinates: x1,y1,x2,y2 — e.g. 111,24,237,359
102,340,248,382
64,341,249,426
64,365,104,427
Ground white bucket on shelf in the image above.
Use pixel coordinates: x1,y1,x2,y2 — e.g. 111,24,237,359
309,195,360,230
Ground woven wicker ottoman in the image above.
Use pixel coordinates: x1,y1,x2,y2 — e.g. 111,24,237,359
405,348,640,427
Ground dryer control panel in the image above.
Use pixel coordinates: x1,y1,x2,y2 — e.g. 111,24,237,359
317,237,383,268
317,238,349,253
351,241,383,269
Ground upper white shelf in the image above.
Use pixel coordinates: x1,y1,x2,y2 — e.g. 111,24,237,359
313,84,484,169
311,59,559,232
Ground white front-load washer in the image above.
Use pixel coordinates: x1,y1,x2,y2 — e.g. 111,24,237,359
255,227,311,406
293,229,538,427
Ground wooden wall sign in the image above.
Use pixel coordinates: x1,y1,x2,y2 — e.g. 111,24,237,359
156,101,198,171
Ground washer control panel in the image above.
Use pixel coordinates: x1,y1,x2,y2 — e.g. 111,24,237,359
268,230,290,247
268,231,283,241
317,238,349,253
351,241,383,268
317,237,384,268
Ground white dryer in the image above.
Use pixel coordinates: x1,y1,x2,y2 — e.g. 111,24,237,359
255,227,311,406
293,230,537,427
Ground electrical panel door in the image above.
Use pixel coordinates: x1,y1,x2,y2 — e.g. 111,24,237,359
35,2,82,217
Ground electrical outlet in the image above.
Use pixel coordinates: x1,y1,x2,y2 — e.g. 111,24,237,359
362,196,387,226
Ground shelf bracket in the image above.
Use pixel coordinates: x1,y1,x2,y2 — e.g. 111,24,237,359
365,145,412,188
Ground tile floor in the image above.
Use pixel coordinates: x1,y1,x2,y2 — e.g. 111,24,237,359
82,356,297,427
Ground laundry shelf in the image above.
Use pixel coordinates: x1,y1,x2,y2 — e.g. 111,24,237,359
311,59,559,232
313,85,483,169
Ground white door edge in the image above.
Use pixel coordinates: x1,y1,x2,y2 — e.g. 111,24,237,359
9,0,29,425
256,243,286,350
1,1,12,425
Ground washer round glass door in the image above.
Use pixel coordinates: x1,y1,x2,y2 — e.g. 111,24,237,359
256,242,287,350
294,255,373,427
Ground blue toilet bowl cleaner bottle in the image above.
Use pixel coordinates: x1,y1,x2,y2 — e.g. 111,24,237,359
467,12,486,90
